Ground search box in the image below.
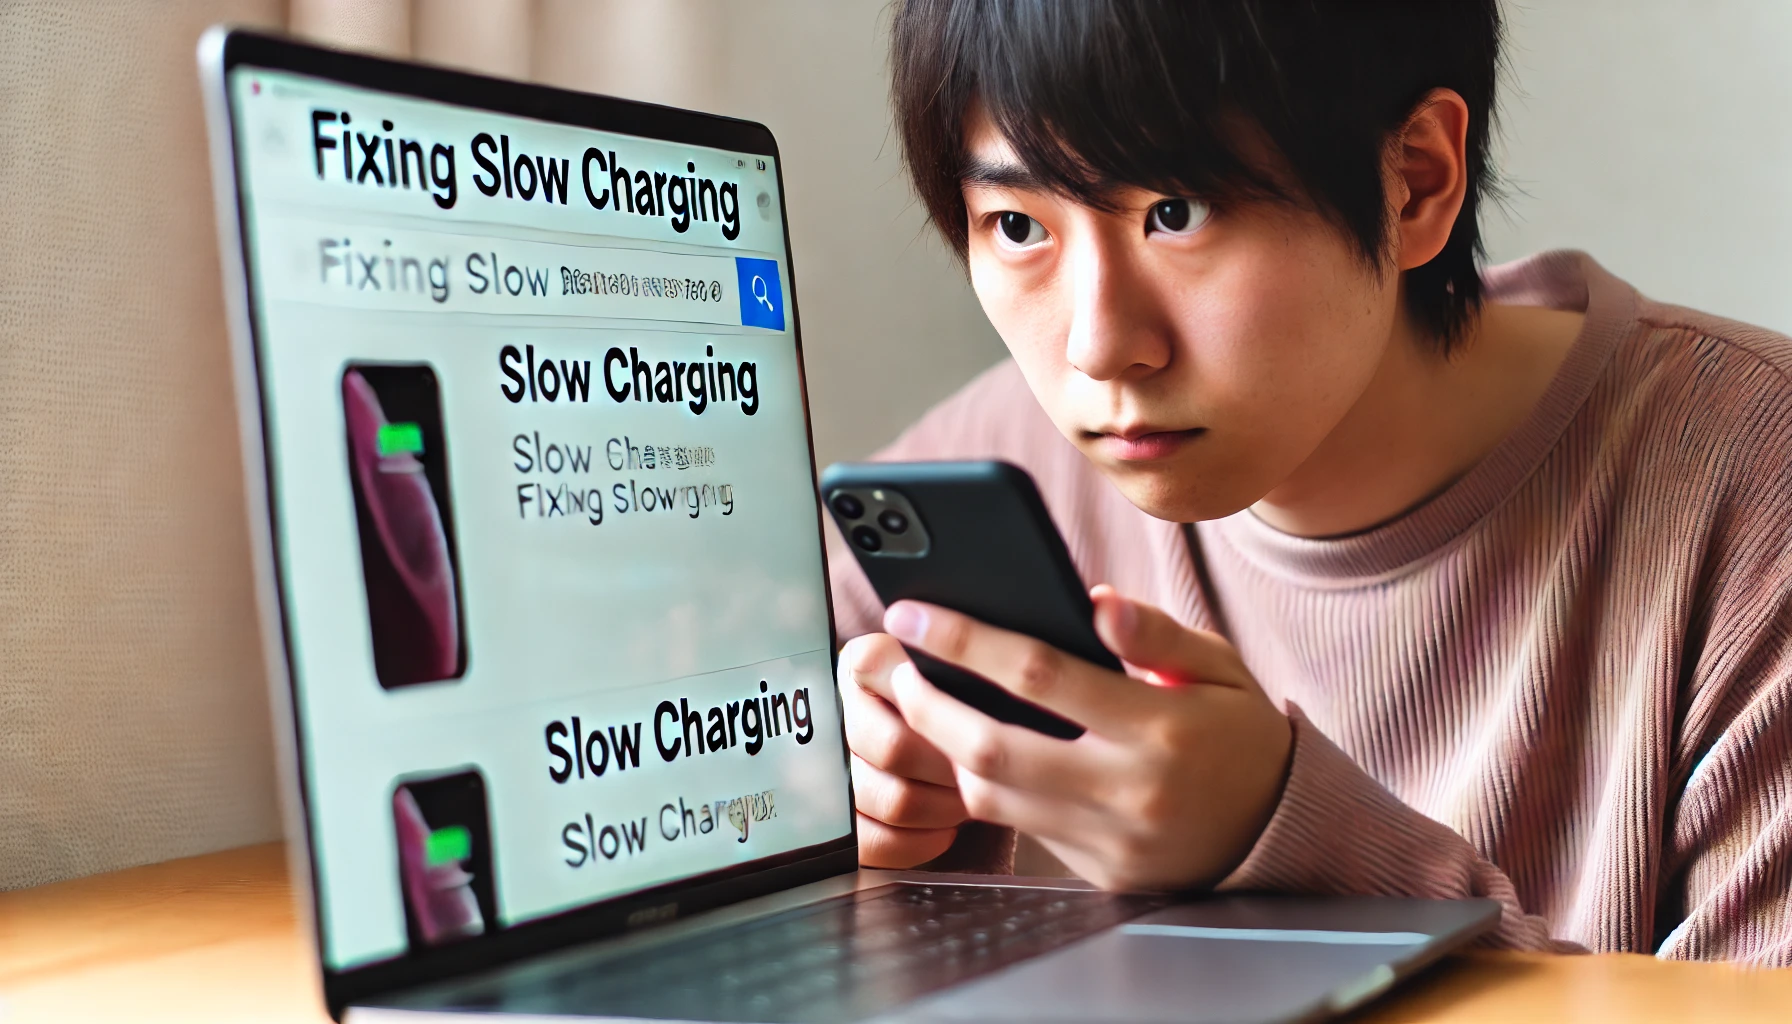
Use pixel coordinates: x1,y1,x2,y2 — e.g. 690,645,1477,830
257,215,785,331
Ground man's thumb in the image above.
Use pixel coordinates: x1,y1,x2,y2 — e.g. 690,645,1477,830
1090,584,1255,690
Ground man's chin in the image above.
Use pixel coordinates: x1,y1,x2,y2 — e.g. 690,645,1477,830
1100,461,1255,524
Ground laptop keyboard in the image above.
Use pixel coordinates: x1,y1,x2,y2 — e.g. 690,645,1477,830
442,883,1164,1022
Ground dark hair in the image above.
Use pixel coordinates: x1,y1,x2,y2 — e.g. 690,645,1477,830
891,0,1502,351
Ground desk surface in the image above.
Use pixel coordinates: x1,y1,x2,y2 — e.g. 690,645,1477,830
3,843,1789,1022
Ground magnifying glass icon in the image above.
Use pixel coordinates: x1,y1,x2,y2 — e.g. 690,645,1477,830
734,257,784,329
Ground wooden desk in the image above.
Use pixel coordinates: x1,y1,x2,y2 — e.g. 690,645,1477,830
4,844,1789,1022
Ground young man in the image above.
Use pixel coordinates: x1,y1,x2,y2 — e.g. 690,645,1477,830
828,0,1792,963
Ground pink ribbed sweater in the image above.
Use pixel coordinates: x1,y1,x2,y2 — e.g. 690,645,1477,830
827,252,1792,964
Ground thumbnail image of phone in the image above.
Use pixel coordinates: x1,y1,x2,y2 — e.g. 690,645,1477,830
820,460,1121,739
392,768,497,950
342,363,468,689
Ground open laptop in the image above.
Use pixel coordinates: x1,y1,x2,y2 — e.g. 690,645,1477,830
198,27,1498,1023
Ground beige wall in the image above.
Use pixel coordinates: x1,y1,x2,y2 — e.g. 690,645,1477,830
0,0,284,890
1486,1,1792,333
5,0,1787,890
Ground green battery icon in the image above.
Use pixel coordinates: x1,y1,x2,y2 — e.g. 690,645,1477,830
424,824,472,867
378,422,425,458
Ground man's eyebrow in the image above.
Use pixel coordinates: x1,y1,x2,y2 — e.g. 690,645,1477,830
959,156,1047,192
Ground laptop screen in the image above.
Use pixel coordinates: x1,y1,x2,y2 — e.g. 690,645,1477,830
223,62,850,972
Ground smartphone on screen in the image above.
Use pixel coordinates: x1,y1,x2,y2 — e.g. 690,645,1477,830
821,460,1121,739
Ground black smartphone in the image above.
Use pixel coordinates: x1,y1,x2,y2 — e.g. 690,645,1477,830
821,460,1121,739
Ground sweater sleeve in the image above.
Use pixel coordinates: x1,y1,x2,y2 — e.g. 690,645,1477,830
1217,707,1583,953
1656,673,1792,965
1645,397,1792,966
1653,569,1792,965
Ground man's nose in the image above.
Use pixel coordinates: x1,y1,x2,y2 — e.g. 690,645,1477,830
1063,237,1171,381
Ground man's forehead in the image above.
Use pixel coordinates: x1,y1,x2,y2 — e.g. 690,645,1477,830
963,107,1016,163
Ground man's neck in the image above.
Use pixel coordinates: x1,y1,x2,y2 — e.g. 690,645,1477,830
1250,301,1585,539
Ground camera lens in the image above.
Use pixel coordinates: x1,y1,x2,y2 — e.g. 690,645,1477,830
851,525,883,552
831,493,864,519
877,509,909,534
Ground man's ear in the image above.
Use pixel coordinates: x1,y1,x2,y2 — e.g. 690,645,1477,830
1388,88,1471,271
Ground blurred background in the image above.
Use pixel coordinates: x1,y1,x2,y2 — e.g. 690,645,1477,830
3,0,1790,890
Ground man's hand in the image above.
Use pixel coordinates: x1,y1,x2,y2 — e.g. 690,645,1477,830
838,630,972,867
839,585,1292,890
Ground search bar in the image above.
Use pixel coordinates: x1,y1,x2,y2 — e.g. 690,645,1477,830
256,215,785,329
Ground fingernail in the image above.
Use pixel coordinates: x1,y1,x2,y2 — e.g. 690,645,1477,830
885,602,927,644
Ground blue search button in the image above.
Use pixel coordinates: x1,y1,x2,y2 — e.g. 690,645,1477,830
735,257,785,331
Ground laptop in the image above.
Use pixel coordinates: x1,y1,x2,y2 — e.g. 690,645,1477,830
197,27,1498,1023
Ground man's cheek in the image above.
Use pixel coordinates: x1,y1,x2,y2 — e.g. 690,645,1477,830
1000,300,1068,364
1002,334,1085,426
969,256,1048,335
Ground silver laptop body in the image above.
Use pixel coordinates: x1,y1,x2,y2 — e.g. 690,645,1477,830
199,26,1496,1024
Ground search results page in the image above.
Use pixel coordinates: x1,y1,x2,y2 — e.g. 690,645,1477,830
229,68,848,970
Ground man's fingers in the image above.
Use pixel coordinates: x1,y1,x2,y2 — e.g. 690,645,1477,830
950,770,1108,855
855,813,958,869
838,651,959,787
1090,584,1256,691
840,632,910,703
889,661,1117,802
851,755,968,830
884,601,1157,733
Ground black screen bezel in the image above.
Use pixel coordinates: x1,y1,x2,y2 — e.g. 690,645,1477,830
210,28,854,1018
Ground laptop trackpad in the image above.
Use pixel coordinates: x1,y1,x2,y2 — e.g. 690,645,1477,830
901,904,1437,1023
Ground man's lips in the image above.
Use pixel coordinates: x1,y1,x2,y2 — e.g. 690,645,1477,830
1088,426,1205,462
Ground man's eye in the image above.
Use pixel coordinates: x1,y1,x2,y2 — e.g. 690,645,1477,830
996,211,1047,248
1146,198,1210,236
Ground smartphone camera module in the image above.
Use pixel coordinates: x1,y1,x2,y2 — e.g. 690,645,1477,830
827,487,928,558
